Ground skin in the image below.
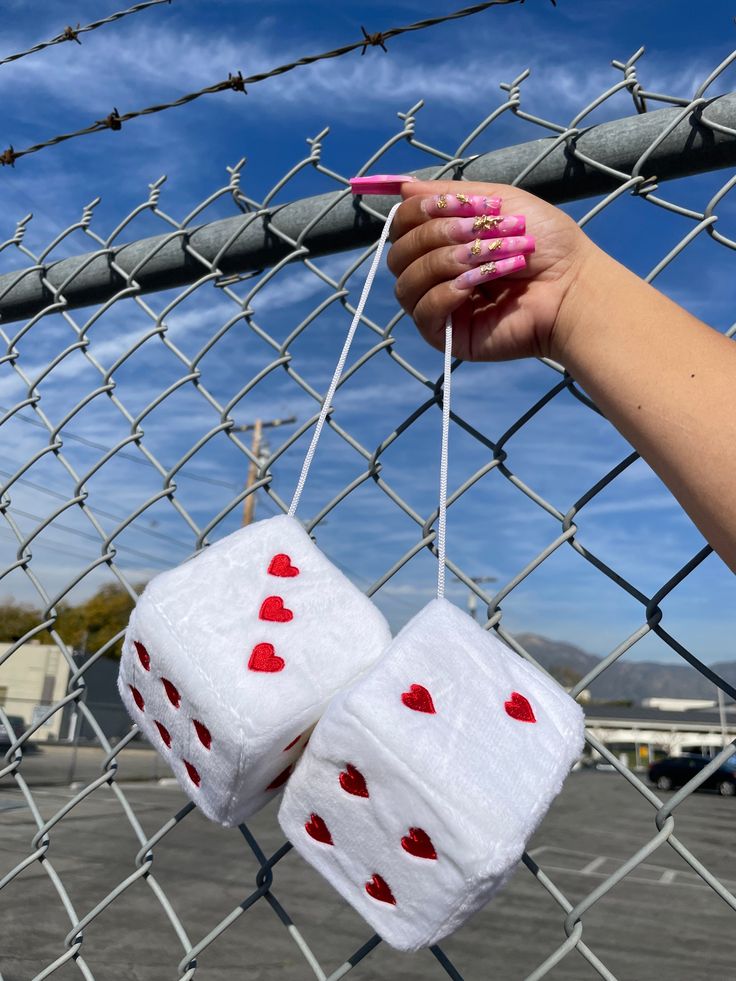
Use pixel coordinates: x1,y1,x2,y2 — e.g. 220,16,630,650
388,179,736,574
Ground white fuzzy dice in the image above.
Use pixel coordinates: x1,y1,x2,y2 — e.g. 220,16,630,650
278,598,585,950
117,514,391,827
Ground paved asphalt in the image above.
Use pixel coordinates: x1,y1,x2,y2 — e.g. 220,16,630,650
1,752,735,981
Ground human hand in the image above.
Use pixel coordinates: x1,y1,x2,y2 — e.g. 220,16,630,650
387,180,594,362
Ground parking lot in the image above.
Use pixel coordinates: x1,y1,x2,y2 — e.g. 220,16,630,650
1,760,735,981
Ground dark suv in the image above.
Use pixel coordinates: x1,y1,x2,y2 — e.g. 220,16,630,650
0,715,26,749
649,754,736,797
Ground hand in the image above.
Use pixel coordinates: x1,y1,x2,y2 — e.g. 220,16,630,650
388,179,593,362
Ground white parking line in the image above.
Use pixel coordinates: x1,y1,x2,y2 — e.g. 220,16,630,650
530,846,736,892
579,856,608,876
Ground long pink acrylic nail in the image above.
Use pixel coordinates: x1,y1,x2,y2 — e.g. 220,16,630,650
454,253,527,290
452,215,526,240
349,175,416,195
425,193,502,217
458,234,535,264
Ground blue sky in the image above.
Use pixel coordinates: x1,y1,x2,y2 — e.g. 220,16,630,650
1,0,735,668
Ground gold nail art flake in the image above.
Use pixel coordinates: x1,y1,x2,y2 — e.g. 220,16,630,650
472,214,503,231
479,262,497,277
437,194,448,209
470,238,482,256
487,238,503,252
455,193,471,206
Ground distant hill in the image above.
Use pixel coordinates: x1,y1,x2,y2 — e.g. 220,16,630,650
516,633,736,703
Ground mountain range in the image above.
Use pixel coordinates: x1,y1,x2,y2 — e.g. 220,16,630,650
517,633,736,703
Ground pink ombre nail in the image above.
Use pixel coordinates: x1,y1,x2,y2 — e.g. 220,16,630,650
454,253,527,290
424,193,502,217
457,234,535,265
349,175,416,195
451,215,526,241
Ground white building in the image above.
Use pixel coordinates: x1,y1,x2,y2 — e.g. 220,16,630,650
0,641,70,742
585,702,736,769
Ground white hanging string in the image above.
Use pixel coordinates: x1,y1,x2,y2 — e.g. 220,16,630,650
436,314,452,600
288,202,401,517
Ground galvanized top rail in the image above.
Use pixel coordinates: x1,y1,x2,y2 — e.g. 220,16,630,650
2,92,736,324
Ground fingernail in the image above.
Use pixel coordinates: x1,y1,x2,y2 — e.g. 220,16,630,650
349,175,417,195
424,193,502,217
451,215,526,240
457,234,535,264
453,253,527,290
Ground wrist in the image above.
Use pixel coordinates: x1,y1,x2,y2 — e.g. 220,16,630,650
547,235,612,367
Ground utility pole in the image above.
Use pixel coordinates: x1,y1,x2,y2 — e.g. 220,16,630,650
234,416,296,526
716,684,729,750
467,575,498,621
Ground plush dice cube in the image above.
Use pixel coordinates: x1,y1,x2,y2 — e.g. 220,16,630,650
117,514,391,827
278,597,584,950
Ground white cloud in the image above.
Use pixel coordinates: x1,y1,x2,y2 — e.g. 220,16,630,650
0,17,721,134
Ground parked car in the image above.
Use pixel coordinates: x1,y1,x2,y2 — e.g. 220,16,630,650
649,754,736,797
0,714,26,749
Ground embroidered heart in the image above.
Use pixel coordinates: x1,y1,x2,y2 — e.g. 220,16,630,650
283,732,303,752
184,760,200,786
305,813,333,845
268,553,299,578
193,720,211,750
266,764,293,790
155,721,171,748
248,643,285,673
162,678,180,708
401,684,436,714
129,686,145,711
259,596,293,622
401,827,437,861
134,640,150,671
365,873,396,906
339,763,369,798
505,691,536,723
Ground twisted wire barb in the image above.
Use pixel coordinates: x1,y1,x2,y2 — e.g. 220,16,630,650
0,0,172,67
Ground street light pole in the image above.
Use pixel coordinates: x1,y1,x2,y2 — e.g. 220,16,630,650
234,416,296,526
467,575,498,621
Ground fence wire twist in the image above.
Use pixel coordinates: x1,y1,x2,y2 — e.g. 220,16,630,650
1,45,736,980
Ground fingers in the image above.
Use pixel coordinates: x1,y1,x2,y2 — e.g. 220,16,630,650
453,253,528,290
394,236,535,315
388,213,526,279
456,233,535,265
410,279,473,352
412,255,528,346
377,181,535,352
423,191,502,218
389,181,512,243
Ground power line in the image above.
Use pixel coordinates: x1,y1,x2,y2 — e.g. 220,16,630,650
0,0,537,168
0,509,176,569
0,524,168,570
0,0,172,68
3,505,188,563
0,403,244,491
0,467,195,552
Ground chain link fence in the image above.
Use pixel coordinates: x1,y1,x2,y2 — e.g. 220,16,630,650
1,46,736,980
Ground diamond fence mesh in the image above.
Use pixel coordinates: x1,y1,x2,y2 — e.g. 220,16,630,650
1,46,736,980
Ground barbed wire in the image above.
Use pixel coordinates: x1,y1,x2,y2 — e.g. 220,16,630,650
0,0,541,170
0,0,173,68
